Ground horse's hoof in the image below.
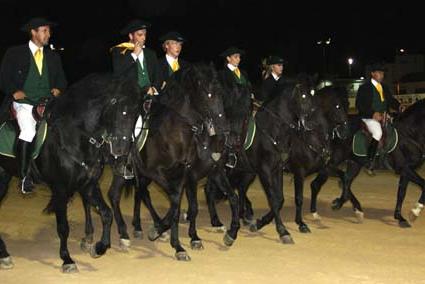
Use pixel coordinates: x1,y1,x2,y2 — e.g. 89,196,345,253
213,225,227,233
354,209,364,223
399,220,412,228
175,251,191,261
159,231,170,242
409,211,419,223
223,233,235,247
90,242,106,258
180,210,189,224
190,240,204,250
133,230,143,240
312,212,321,221
80,237,93,253
249,223,258,232
299,224,311,233
280,234,295,244
62,263,78,273
331,198,342,210
0,256,14,270
242,217,254,226
119,238,131,251
148,226,160,241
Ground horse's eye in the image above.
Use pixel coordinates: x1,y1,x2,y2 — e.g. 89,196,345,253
123,111,127,115
336,105,340,109
208,93,212,98
302,94,306,99
310,90,315,96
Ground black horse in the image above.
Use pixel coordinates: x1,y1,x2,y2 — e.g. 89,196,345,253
0,74,141,272
104,63,232,260
205,77,319,243
325,99,425,228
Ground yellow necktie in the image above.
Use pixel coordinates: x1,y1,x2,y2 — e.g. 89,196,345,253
34,48,43,75
375,82,384,102
234,67,241,79
171,59,180,72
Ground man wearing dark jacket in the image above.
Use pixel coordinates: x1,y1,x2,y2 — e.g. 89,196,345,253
355,63,403,174
219,46,252,90
111,19,161,95
0,17,67,194
158,31,189,89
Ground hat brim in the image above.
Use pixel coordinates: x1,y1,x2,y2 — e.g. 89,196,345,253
220,50,245,57
20,21,57,32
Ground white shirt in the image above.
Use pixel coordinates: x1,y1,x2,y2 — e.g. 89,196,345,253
166,54,178,68
131,47,145,69
227,63,238,71
371,78,380,88
29,40,43,56
271,72,281,81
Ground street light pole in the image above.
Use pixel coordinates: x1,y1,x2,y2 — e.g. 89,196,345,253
317,37,331,76
348,57,353,78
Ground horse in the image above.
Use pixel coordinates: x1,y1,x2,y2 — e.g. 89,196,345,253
103,63,232,261
205,76,319,243
326,99,425,228
0,73,141,272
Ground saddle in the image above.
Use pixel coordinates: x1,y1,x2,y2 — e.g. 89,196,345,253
353,119,398,158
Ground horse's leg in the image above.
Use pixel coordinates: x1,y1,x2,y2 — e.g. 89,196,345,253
107,175,131,250
310,169,329,221
394,172,411,227
238,173,256,225
185,176,203,250
254,168,293,244
204,178,225,230
332,160,361,210
86,184,113,258
79,193,94,253
294,172,310,233
0,171,13,269
135,177,169,241
211,169,240,246
54,192,78,273
399,166,425,225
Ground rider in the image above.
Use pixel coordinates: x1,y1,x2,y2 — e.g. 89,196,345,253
219,46,253,168
158,31,189,89
259,55,286,102
355,63,404,175
0,17,67,194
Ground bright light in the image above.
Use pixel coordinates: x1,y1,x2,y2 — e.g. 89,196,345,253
360,76,365,80
348,58,354,65
325,37,331,45
400,48,405,53
317,41,322,45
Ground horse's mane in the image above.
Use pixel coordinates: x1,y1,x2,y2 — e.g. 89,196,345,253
49,73,138,131
395,99,425,138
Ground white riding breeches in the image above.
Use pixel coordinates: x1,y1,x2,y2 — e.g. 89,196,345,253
13,102,37,142
134,115,143,138
362,118,383,141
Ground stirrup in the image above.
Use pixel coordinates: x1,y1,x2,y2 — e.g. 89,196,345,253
20,176,34,195
225,153,237,168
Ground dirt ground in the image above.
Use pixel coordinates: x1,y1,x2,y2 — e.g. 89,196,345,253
1,166,425,284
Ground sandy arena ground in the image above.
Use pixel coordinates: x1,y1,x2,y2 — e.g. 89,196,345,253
1,166,425,284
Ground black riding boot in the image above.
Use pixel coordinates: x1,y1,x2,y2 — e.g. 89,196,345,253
365,138,379,175
16,139,34,194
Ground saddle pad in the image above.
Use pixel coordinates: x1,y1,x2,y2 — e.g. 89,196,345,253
352,125,398,157
244,116,256,150
0,120,47,159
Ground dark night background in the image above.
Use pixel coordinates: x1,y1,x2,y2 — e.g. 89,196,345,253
1,0,424,84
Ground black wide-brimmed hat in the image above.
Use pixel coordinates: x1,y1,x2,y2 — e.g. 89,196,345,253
20,17,57,32
220,46,245,57
120,19,151,35
159,31,185,43
370,62,386,72
266,55,285,65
